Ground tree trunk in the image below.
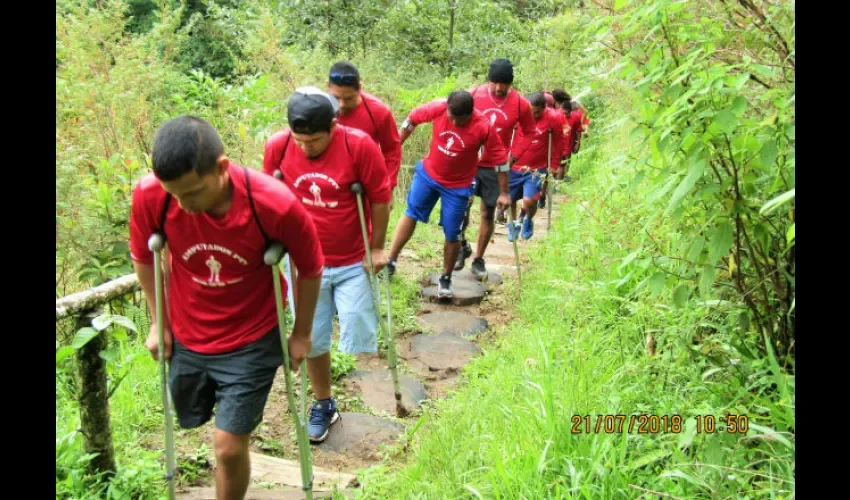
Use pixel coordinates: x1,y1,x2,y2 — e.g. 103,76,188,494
76,309,117,477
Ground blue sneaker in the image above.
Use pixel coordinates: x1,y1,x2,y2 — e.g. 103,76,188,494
507,221,521,242
308,397,340,443
521,217,534,240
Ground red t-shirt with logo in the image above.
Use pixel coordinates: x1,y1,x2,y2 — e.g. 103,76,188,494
263,125,392,267
336,91,402,189
129,164,325,354
469,84,536,167
511,108,566,171
407,98,506,189
562,110,586,157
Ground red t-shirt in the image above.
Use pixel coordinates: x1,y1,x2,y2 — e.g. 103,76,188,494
407,98,506,189
562,110,586,157
336,91,402,189
263,125,392,267
469,84,536,167
511,108,565,171
129,164,325,355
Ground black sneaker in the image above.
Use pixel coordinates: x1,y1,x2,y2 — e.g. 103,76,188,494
470,257,487,280
438,274,453,299
387,258,397,276
454,240,473,271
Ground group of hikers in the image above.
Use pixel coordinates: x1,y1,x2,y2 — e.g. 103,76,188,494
129,57,589,499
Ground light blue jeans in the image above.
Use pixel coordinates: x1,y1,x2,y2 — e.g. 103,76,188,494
284,257,378,358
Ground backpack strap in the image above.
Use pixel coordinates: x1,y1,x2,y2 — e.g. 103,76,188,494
243,166,273,248
154,169,275,253
158,193,173,241
361,96,378,134
274,132,293,182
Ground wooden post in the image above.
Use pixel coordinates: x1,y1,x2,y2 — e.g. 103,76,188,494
75,308,117,477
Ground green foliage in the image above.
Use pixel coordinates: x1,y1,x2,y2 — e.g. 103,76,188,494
597,0,795,359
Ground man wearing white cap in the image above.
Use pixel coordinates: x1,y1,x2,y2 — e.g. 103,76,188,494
263,87,392,443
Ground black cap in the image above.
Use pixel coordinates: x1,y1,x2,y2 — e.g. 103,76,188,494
488,58,514,84
287,86,340,134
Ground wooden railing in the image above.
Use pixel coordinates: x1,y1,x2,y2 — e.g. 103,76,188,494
56,273,141,477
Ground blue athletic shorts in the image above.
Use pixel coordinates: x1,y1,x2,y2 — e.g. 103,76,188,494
509,167,547,202
404,160,474,242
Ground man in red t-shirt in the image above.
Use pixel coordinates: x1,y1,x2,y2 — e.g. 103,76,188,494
326,61,402,201
507,92,565,241
458,58,536,278
387,90,507,297
263,87,391,444
129,116,324,499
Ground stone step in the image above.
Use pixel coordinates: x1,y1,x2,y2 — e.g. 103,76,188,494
417,310,488,339
402,332,482,376
421,273,489,306
346,370,428,415
316,413,404,458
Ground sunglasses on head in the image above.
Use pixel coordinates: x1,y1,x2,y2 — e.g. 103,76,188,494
329,72,358,86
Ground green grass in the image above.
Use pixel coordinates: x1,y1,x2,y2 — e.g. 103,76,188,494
353,119,795,499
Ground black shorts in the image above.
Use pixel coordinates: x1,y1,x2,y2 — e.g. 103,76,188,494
472,166,500,208
168,327,283,435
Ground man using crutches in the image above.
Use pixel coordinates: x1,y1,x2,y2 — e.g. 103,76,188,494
506,92,565,241
385,90,508,297
455,58,536,278
130,116,324,500
263,87,392,442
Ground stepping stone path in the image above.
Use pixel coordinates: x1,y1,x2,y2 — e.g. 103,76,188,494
178,194,564,498
421,273,490,306
417,310,489,339
403,332,482,376
317,413,404,456
346,370,428,414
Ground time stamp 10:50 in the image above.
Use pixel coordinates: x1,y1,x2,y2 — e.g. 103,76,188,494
570,414,750,434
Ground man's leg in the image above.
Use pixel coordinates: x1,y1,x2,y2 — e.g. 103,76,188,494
214,431,251,500
475,198,496,259
437,182,474,296
472,168,500,272
388,216,417,262
208,328,283,498
454,193,474,270
521,173,543,240
388,161,441,274
303,270,338,443
505,170,524,243
444,239,461,276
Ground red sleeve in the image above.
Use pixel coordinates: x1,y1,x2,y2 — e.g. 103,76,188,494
354,134,393,204
510,97,537,159
275,197,324,279
408,99,447,125
377,108,402,189
482,122,507,166
263,130,290,177
128,180,156,265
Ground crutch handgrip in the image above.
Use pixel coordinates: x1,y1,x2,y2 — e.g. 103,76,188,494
350,182,365,194
273,170,283,180
148,233,165,252
264,241,286,266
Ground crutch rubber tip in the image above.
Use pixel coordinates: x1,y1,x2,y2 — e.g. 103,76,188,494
350,182,364,194
148,233,165,252
273,170,283,180
264,242,285,265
